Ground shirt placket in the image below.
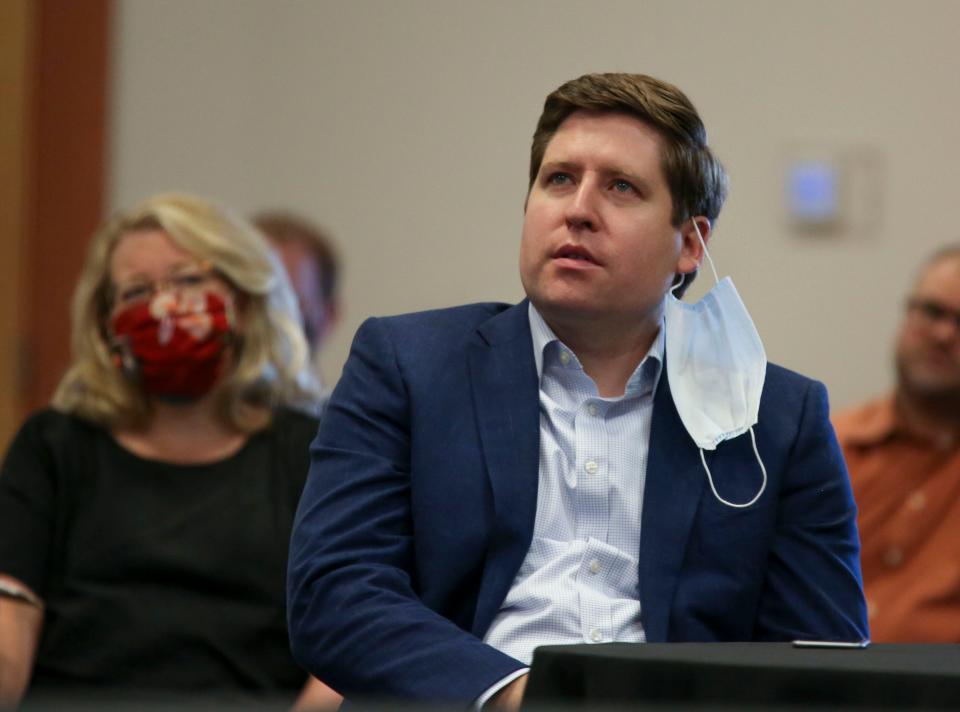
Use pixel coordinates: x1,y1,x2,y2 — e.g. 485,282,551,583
574,396,612,644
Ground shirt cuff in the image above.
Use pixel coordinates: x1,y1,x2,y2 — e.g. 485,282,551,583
474,667,530,710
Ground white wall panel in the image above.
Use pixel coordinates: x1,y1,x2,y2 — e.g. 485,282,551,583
110,0,960,409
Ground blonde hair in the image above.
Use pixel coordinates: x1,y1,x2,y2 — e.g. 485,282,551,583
53,192,322,432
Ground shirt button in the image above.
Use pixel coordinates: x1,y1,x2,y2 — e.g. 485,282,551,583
884,547,903,568
907,491,926,511
588,404,599,417
589,628,603,643
559,351,571,365
584,460,599,475
589,559,601,574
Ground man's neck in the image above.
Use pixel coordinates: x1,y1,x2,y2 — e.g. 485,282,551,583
542,309,660,398
895,387,960,444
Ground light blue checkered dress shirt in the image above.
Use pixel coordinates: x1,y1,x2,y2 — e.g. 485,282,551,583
482,303,663,665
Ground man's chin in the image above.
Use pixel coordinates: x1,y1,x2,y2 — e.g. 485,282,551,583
900,372,960,403
528,297,609,324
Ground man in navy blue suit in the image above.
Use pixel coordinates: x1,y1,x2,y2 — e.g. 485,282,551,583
287,73,868,710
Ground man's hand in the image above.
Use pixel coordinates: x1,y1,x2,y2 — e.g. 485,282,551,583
291,675,342,711
484,674,528,712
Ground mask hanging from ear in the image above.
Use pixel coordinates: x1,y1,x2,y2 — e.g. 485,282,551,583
663,219,768,508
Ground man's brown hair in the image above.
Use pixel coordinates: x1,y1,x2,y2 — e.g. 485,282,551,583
252,212,340,304
529,72,728,226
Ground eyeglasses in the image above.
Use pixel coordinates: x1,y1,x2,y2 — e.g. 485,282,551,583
112,263,219,308
906,297,960,332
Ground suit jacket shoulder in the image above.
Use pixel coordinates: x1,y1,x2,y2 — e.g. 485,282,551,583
367,302,520,356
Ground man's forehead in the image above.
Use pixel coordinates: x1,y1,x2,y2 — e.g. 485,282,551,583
542,110,667,175
914,254,960,297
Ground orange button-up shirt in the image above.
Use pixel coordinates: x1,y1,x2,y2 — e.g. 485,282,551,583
833,395,960,642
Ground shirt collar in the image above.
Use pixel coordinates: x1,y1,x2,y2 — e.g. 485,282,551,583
838,396,899,447
842,393,959,450
527,302,664,393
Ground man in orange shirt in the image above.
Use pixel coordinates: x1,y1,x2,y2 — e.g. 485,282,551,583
834,245,960,641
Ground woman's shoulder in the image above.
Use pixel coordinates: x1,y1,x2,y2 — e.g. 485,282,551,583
12,407,104,451
248,407,319,492
266,406,321,446
1,408,107,489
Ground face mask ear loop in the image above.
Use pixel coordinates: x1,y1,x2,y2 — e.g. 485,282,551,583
670,273,685,296
699,426,768,509
690,218,720,286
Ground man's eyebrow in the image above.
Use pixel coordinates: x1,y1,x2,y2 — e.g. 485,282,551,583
540,161,650,186
593,162,645,181
539,160,656,193
602,167,655,193
539,160,579,175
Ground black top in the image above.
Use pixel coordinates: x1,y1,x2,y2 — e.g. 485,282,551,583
0,407,319,701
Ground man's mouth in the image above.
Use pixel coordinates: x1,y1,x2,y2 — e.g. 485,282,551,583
553,245,599,265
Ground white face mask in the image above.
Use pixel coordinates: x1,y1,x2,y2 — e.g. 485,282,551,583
663,220,768,508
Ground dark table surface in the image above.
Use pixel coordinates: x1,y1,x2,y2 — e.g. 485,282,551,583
524,642,960,710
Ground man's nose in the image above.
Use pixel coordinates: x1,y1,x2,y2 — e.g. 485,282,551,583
564,180,600,232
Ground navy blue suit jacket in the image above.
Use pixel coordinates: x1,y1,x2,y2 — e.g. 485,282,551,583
288,301,868,704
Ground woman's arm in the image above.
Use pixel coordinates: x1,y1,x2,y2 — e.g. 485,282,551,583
0,575,43,709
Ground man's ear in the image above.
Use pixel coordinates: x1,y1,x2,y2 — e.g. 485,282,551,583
677,216,712,275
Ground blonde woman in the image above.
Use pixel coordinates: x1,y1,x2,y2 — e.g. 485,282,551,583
0,194,339,709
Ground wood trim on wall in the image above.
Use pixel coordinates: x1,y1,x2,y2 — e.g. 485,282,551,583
17,0,112,432
0,0,33,448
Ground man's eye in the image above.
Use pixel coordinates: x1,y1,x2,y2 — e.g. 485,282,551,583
546,173,572,186
612,179,635,193
923,303,948,320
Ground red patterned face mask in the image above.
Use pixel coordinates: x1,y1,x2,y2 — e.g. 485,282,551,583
110,290,235,400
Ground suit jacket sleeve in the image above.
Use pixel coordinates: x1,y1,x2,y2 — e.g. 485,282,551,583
287,317,525,703
753,378,869,641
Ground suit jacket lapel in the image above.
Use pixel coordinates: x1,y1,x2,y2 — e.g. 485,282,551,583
464,311,706,641
468,301,541,636
639,370,706,642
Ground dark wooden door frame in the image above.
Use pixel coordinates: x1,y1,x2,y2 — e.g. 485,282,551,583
18,0,112,428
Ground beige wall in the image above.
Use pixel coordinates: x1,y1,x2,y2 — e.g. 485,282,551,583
109,0,960,410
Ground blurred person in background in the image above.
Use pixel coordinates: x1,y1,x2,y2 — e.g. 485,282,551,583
253,211,340,398
834,245,960,642
0,194,339,710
